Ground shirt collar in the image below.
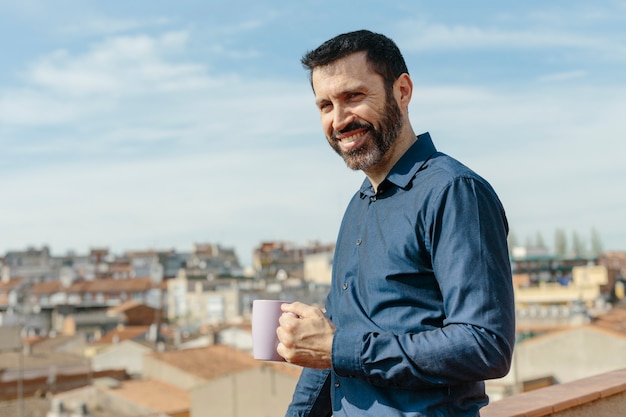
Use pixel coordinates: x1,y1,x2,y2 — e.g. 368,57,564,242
359,132,437,196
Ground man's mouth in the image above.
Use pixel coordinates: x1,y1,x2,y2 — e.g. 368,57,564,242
333,122,371,150
335,129,368,152
339,131,364,144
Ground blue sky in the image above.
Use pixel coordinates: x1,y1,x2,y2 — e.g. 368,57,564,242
1,1,625,266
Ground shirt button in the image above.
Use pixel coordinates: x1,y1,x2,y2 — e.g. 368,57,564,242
356,239,361,246
343,283,348,290
335,381,340,387
370,196,377,202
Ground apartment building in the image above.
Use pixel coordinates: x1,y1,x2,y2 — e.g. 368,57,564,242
166,269,241,331
3,246,61,282
252,240,334,279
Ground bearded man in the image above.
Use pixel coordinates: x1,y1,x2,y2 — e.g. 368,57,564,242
277,30,515,417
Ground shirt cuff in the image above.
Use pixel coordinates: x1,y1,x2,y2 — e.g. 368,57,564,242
331,328,363,378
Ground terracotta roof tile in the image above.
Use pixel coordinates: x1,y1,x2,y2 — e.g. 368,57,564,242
105,378,189,414
30,280,64,295
148,345,260,381
67,278,154,294
0,277,24,291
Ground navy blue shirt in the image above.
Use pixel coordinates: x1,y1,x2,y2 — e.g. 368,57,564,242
287,133,515,417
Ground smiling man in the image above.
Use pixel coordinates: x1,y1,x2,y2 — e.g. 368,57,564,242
277,30,515,417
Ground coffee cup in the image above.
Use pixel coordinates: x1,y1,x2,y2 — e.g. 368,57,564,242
252,299,287,361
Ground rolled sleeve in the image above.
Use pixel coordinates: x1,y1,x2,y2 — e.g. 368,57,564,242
331,328,363,378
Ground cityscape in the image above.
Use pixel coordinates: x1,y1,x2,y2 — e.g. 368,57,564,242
1,238,626,416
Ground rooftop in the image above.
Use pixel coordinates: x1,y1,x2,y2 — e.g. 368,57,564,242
149,344,258,381
148,344,301,381
105,377,189,415
482,368,626,417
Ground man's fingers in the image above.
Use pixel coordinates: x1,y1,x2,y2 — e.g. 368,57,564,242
281,301,306,316
281,301,323,318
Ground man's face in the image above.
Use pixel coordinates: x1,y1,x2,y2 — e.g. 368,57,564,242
311,52,403,171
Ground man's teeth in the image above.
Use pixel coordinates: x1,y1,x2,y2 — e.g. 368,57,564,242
341,133,361,143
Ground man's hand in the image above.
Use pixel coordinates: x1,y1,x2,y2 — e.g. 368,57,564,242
277,302,335,369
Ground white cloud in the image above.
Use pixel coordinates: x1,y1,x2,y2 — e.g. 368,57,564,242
0,88,81,125
60,16,173,36
0,31,237,129
397,20,626,60
537,70,587,83
24,31,208,96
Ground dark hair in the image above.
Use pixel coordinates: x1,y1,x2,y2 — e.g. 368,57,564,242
301,30,409,90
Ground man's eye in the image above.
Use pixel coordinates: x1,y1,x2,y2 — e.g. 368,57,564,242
319,102,332,112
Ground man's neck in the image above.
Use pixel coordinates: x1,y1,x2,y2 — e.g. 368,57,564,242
364,128,417,192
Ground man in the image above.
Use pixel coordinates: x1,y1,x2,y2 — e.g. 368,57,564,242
277,30,515,417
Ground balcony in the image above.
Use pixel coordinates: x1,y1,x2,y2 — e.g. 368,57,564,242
482,368,626,417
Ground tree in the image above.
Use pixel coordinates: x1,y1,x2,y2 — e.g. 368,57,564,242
554,228,567,257
572,231,585,257
535,231,546,249
590,227,603,256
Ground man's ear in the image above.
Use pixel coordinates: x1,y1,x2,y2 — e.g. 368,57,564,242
395,73,413,110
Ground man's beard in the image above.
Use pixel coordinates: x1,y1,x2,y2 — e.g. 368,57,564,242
329,93,404,171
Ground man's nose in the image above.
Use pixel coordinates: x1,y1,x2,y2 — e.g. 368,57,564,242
332,105,354,132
